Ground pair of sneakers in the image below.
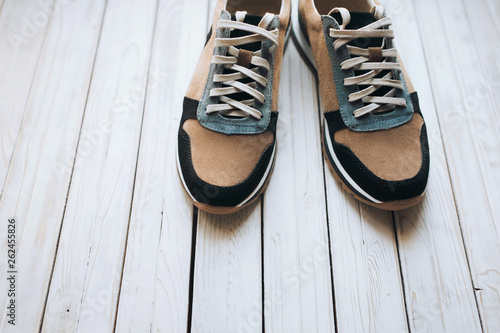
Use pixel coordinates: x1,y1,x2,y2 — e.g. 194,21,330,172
177,0,430,214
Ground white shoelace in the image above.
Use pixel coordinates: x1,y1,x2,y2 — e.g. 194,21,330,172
206,11,279,120
329,6,406,118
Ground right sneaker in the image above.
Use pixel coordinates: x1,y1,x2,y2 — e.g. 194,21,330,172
294,0,430,210
177,0,291,214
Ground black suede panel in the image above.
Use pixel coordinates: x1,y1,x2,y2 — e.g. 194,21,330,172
298,8,311,45
181,97,199,126
411,91,423,116
323,92,430,202
205,26,213,46
268,111,278,134
177,128,275,207
324,110,346,132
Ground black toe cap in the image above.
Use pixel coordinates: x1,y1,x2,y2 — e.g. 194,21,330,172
328,124,430,202
324,105,430,203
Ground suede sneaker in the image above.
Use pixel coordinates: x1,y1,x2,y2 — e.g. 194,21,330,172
177,0,291,214
293,0,430,210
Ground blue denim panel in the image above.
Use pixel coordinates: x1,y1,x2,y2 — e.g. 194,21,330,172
197,10,278,135
321,15,413,132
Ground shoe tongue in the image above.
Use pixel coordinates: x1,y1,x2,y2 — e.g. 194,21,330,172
330,11,383,48
217,13,266,110
231,13,264,26
334,11,376,29
229,14,265,52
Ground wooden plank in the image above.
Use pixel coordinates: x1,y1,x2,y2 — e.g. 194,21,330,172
410,0,500,331
0,0,106,331
461,0,500,186
388,0,484,331
0,0,54,192
485,0,500,35
262,44,336,333
324,121,408,330
460,0,500,131
192,208,263,333
324,182,409,333
456,0,500,327
40,0,158,331
114,0,210,331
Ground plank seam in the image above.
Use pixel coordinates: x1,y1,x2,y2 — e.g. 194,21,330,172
112,0,162,330
435,0,497,222
37,2,109,330
0,0,58,200
399,1,485,331
186,207,199,333
314,73,339,333
412,0,486,330
261,195,265,333
392,212,411,333
0,1,5,23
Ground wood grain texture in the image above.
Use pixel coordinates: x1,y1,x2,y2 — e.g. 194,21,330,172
458,2,500,330
325,185,409,333
410,0,500,331
463,0,500,132
0,0,105,331
0,0,54,192
262,44,335,333
388,0,483,332
192,207,263,333
0,0,498,331
324,132,408,332
322,0,485,331
485,0,500,34
41,0,158,332
114,0,210,331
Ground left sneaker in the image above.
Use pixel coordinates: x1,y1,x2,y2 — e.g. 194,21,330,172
294,0,430,210
177,0,291,214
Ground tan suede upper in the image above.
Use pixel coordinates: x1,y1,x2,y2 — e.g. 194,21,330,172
184,120,274,187
299,0,340,112
335,113,424,181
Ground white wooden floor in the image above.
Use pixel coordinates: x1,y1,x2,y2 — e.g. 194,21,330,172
0,0,499,332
